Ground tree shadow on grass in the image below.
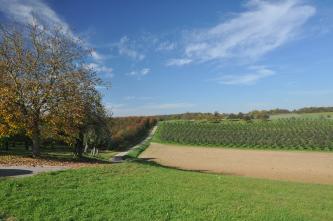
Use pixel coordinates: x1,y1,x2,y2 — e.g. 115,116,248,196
0,149,111,165
32,155,111,165
126,157,210,174
0,169,33,177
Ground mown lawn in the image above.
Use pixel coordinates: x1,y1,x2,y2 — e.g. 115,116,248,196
0,161,332,221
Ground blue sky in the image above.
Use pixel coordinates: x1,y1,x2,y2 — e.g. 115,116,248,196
1,0,333,116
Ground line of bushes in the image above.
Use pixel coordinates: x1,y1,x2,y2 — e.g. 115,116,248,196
109,117,157,150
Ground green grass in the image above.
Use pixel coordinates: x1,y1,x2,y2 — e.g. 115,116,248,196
124,126,156,158
95,150,118,161
125,142,150,158
0,162,332,220
125,133,153,158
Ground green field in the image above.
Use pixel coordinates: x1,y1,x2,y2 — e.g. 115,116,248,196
154,120,333,151
0,162,332,220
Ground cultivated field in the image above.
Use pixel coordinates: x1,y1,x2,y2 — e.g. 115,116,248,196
155,120,333,151
142,119,333,184
140,143,333,184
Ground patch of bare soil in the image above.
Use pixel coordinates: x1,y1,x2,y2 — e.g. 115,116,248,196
140,143,333,185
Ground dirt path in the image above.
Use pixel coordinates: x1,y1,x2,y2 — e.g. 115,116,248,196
140,143,333,185
111,126,157,163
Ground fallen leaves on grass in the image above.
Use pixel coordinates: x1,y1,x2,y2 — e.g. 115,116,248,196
0,154,110,168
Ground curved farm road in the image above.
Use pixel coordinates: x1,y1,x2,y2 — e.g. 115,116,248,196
140,143,333,185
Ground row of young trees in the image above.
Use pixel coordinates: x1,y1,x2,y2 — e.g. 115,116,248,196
0,22,110,157
155,120,333,151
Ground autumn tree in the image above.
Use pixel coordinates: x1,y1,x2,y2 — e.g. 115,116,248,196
49,87,111,157
0,22,101,156
81,94,111,157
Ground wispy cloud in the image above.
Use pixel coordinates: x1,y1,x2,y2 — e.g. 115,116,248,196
0,0,107,65
215,66,275,85
85,63,114,78
126,68,151,78
91,50,104,61
157,41,176,51
0,0,71,33
116,36,145,61
178,0,315,63
166,58,192,66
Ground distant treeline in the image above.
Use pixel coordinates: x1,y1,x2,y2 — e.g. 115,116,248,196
1,116,158,151
294,107,333,113
155,106,333,121
249,107,333,119
109,117,158,150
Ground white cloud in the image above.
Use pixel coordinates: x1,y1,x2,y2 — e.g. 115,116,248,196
182,0,315,63
166,58,192,66
91,50,104,61
216,66,275,85
141,68,150,76
0,0,106,64
117,36,145,60
85,63,113,77
0,0,69,30
126,68,151,77
0,0,79,43
157,41,176,51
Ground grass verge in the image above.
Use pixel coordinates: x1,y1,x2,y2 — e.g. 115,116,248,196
125,142,150,158
124,127,156,158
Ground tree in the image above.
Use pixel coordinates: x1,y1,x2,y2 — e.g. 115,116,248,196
78,92,111,157
0,22,100,156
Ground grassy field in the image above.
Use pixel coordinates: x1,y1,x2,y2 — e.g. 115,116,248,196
270,112,333,120
154,120,333,151
0,161,333,220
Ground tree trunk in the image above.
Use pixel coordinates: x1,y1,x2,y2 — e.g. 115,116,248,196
31,122,41,157
5,140,9,151
74,138,83,158
84,143,89,153
75,131,84,158
25,140,29,151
